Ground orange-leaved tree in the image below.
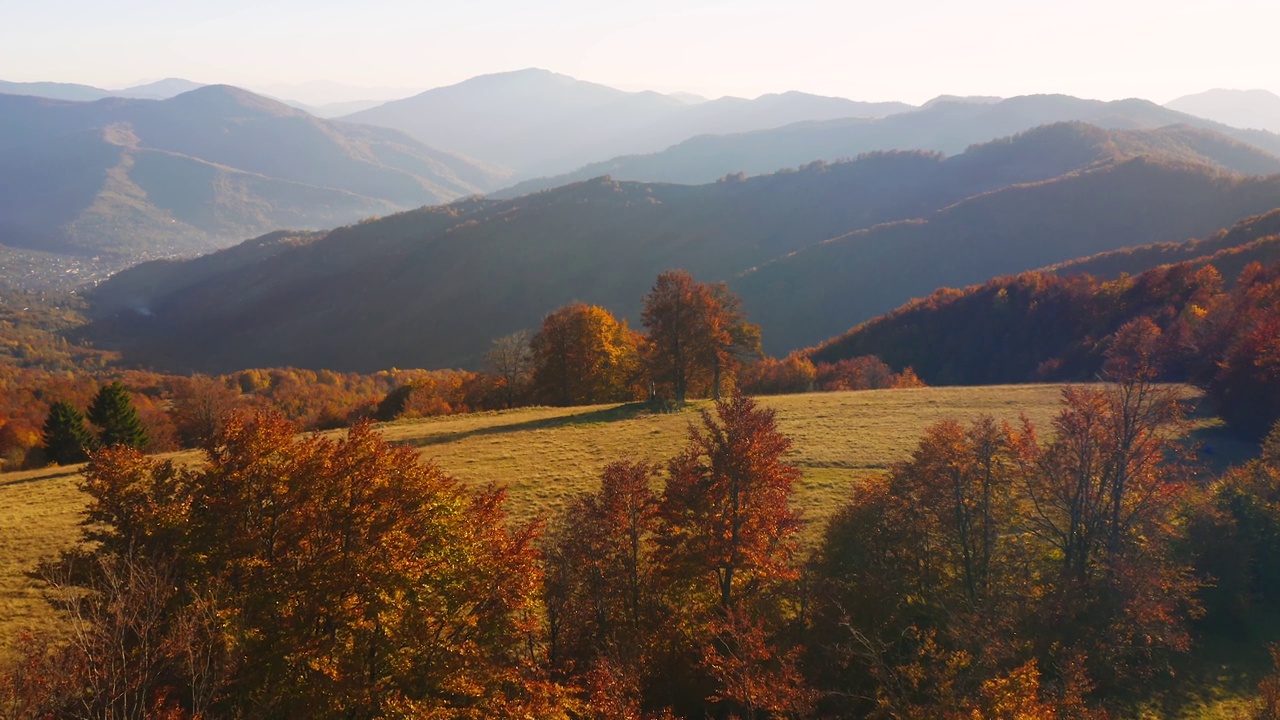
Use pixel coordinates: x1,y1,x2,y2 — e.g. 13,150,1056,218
641,270,760,403
654,393,810,719
531,302,641,406
1013,373,1200,691
544,460,663,715
14,411,566,719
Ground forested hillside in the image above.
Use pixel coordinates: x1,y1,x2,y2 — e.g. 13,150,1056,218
82,124,1280,372
1049,207,1280,279
81,123,1280,372
809,241,1280,436
736,156,1280,353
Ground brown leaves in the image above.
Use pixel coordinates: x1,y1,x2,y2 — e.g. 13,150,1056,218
34,411,558,718
657,394,802,610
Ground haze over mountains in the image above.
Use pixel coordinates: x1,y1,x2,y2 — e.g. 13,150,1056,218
342,68,916,178
7,67,1280,355
0,78,204,103
1167,89,1280,133
0,86,505,285
82,122,1280,373
496,93,1280,195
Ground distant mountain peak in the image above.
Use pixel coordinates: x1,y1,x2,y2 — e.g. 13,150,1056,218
460,67,580,87
165,84,304,117
117,77,206,98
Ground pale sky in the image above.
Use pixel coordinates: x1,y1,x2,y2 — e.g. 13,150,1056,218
1,0,1277,104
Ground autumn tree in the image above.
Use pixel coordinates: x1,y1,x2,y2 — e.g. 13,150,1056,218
169,374,241,448
888,417,1024,609
1013,375,1200,690
25,412,568,719
809,417,1030,717
641,270,760,402
654,393,810,718
1190,421,1280,627
658,393,802,609
708,282,763,399
486,330,534,409
531,302,640,406
544,460,662,710
1193,262,1280,438
41,400,94,465
88,381,148,450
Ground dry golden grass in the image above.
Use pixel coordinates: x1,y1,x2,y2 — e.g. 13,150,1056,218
0,383,1222,652
386,384,1075,528
0,465,88,645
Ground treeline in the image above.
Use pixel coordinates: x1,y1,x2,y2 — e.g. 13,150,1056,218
5,270,918,471
1,367,503,471
811,258,1280,437
9,362,1280,717
487,269,922,409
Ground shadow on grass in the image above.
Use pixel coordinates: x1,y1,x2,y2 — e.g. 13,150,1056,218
0,467,82,489
392,402,689,449
1140,608,1280,718
1187,422,1260,476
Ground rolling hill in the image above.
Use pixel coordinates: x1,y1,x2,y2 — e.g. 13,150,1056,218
735,157,1280,354
496,93,1280,196
0,80,111,102
796,205,1280,395
1048,208,1280,281
83,123,1280,374
0,86,509,286
343,68,913,178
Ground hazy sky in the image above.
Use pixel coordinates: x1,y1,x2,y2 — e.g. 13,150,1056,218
2,0,1277,104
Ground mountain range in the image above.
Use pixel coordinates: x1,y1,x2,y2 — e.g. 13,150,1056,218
0,77,224,103
496,94,1280,195
0,86,506,277
81,122,1280,373
341,68,916,178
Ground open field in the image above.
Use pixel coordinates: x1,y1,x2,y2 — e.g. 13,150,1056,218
381,384,1077,526
0,383,1252,666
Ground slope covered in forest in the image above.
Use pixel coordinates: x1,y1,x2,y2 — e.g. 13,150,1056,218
84,124,1280,373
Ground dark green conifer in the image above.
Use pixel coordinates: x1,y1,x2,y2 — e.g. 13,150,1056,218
41,401,95,465
87,382,149,449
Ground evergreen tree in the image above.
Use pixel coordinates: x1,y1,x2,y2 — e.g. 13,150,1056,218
41,401,94,465
87,382,148,450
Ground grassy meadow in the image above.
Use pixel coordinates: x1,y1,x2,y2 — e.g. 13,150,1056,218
5,379,1264,711
0,384,1081,650
381,384,1074,527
